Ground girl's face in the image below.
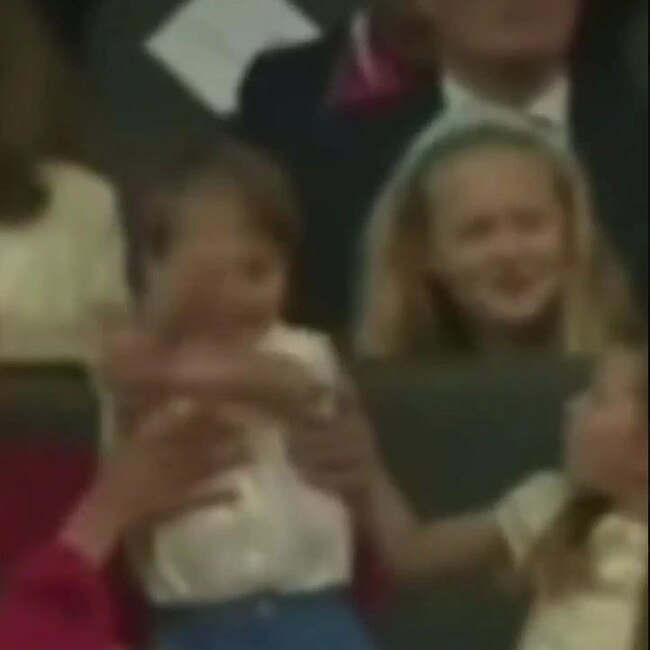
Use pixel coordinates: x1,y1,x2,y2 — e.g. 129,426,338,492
152,188,288,344
427,146,568,333
566,349,648,504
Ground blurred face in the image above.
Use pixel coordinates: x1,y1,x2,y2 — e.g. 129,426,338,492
566,349,648,504
427,146,568,333
424,0,582,67
152,188,287,344
369,0,438,66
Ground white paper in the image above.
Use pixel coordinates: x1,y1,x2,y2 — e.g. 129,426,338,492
146,0,319,114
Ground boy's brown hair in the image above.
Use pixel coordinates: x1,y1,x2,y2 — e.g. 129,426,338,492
127,137,301,274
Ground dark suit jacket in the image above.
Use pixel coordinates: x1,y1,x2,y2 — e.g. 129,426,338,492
30,0,99,63
238,30,648,332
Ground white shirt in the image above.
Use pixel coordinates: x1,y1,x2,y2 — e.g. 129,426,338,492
133,324,353,605
441,73,571,146
0,162,130,363
499,472,648,650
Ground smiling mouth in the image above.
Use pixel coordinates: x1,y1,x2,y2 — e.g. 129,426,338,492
496,275,535,296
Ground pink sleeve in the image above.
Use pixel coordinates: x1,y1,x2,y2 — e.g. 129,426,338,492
0,541,117,650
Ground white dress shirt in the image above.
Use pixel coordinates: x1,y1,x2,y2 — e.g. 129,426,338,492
499,472,648,650
0,162,130,363
134,324,353,605
441,73,571,146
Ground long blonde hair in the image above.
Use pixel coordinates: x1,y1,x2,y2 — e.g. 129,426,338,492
356,116,638,359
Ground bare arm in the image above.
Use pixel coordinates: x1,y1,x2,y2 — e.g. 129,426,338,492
361,469,508,584
289,387,510,585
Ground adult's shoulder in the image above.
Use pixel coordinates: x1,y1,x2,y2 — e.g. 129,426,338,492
243,31,343,95
37,160,123,245
41,160,116,205
238,29,345,130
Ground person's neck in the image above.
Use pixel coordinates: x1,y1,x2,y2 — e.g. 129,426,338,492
370,9,437,74
443,55,566,108
471,311,560,358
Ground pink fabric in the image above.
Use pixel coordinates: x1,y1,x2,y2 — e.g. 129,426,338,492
0,541,386,650
329,22,417,112
0,542,116,650
0,441,146,647
105,551,149,648
0,441,96,571
0,441,387,648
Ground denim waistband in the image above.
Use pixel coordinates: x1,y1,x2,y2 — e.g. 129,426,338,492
155,587,350,627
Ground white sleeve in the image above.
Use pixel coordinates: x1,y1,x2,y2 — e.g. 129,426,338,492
261,326,341,387
496,471,570,570
296,332,341,389
87,189,132,326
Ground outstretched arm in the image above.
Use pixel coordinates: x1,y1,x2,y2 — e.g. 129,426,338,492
360,470,508,584
290,384,509,585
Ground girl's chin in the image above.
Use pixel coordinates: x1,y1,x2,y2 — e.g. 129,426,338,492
488,309,547,328
211,322,269,343
487,294,556,325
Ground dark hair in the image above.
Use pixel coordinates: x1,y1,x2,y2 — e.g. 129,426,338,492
0,0,108,225
0,148,48,225
128,138,301,269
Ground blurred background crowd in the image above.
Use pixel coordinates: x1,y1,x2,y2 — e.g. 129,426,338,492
0,1,648,649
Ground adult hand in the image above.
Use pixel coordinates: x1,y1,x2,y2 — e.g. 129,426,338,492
61,402,247,567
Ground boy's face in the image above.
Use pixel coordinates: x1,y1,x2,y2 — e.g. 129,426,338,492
566,349,648,503
154,189,288,345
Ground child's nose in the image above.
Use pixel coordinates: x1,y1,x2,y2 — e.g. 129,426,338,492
211,274,237,302
493,229,523,261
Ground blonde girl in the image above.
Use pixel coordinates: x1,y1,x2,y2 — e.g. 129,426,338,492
357,116,638,359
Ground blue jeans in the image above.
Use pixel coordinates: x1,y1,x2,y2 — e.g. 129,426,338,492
154,590,377,650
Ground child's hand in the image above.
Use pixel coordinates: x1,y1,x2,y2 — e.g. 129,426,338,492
289,379,385,514
565,348,648,509
161,348,327,425
62,402,248,566
101,326,171,402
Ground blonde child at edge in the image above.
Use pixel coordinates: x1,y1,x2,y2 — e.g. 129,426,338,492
366,343,648,650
